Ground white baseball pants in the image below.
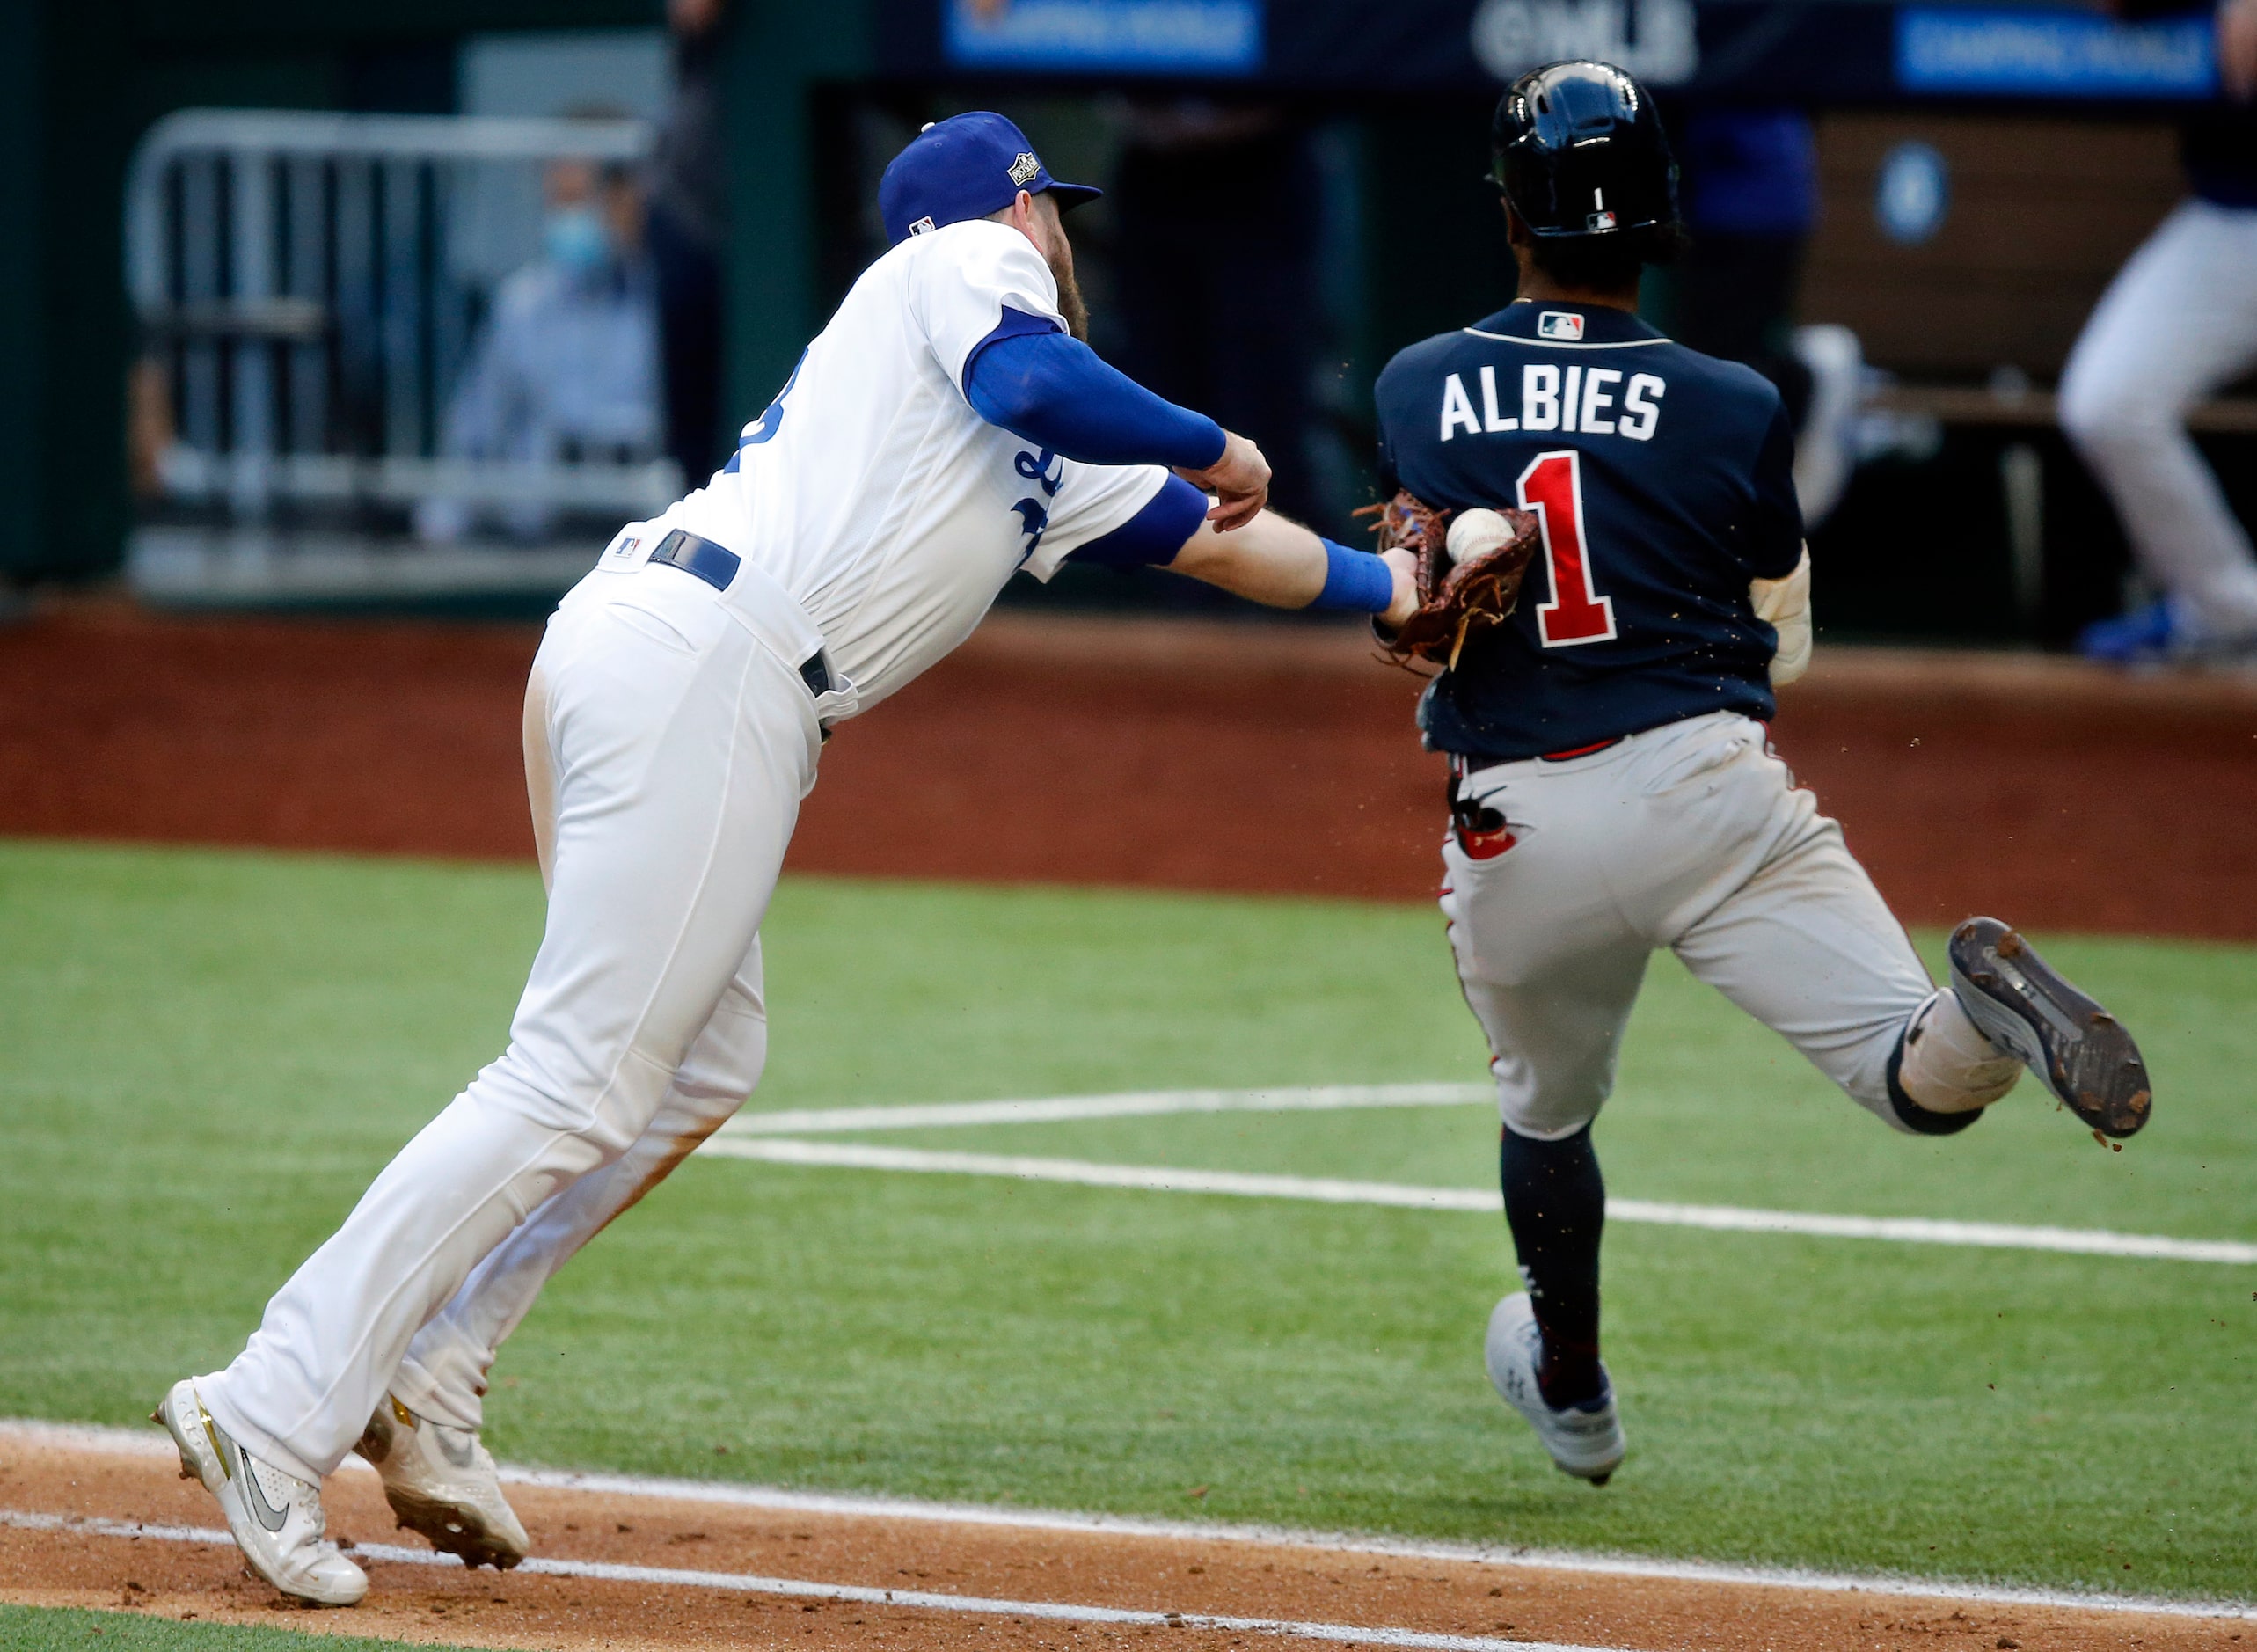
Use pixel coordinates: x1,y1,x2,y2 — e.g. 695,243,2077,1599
2059,199,2257,642
201,560,825,1481
1440,712,2005,1142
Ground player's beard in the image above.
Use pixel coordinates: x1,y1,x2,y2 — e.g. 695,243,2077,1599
1048,247,1090,342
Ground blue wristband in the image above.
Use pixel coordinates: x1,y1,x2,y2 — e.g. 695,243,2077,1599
1311,539,1396,613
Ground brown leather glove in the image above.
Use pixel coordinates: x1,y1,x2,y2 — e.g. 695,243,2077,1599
1359,491,1540,670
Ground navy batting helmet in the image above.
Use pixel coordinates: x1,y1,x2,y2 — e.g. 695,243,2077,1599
1490,61,1679,239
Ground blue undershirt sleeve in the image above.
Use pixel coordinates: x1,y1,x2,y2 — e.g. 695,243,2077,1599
1068,474,1211,571
963,311,1228,471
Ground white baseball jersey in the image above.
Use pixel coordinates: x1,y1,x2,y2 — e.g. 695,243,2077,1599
195,219,1180,1487
641,218,1168,712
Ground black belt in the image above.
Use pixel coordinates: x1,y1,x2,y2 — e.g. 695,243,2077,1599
648,527,739,592
647,528,837,698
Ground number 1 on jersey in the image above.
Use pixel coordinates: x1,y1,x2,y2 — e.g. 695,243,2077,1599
1517,450,1617,647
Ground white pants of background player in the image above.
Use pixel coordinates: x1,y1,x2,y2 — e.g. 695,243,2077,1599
200,559,844,1481
2060,199,2257,644
1440,712,2018,1142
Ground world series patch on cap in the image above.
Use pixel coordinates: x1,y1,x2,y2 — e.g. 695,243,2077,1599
879,112,1104,246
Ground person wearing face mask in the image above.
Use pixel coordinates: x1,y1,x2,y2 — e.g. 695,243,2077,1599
416,150,663,544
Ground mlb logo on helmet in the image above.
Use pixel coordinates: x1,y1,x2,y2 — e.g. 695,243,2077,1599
1538,311,1586,341
1491,63,1682,242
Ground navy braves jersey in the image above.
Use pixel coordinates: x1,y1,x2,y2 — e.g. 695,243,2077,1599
1374,300,1802,763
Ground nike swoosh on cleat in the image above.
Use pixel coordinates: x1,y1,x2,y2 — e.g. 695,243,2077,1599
237,1446,289,1532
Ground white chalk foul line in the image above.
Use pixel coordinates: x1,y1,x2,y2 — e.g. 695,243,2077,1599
0,1508,1617,1652
5,1423,2252,1622
723,1085,1494,1137
707,1137,1494,1210
697,1137,2257,1267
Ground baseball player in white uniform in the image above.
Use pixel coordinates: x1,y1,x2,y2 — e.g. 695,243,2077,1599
2062,0,2257,661
157,113,1419,1604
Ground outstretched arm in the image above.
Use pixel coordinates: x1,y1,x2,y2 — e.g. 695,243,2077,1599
1169,512,1419,624
1070,474,1417,624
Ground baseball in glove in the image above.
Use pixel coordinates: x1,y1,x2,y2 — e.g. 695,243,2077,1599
1358,491,1541,670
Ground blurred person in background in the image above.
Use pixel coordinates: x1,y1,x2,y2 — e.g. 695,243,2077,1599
1110,100,1324,523
417,149,661,545
2062,0,2257,662
648,0,731,486
1669,106,1863,527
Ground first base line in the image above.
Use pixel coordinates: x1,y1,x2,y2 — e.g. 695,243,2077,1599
7,1422,2253,1622
0,1508,1624,1652
704,1088,2256,1268
5,1423,2253,1625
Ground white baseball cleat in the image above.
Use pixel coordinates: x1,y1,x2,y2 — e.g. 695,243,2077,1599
354,1393,530,1570
153,1378,368,1606
1483,1293,1625,1486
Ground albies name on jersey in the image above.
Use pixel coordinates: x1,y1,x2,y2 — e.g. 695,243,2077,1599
1436,363,1665,443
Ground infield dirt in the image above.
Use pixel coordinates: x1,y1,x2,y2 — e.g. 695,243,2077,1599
2,1432,2246,1652
1,601,2252,939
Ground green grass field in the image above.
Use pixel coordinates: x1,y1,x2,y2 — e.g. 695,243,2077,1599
0,1608,481,1652
2,839,2252,1608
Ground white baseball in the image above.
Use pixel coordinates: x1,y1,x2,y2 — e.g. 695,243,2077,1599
1446,508,1512,567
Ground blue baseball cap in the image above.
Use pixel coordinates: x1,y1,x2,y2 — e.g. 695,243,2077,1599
879,112,1103,246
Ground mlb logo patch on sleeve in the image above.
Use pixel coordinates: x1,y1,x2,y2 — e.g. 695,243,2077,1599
1538,311,1586,342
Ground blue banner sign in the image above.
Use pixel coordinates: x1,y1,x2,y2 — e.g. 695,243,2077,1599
943,0,1263,73
1896,6,2216,97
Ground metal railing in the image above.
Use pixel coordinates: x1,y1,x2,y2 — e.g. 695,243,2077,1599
124,109,680,532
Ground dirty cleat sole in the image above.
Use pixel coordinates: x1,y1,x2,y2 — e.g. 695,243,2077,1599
1948,917,2151,1138
382,1484,527,1570
354,1395,529,1571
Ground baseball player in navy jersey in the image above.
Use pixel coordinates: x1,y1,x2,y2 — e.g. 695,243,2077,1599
156,112,1420,1605
1370,63,2155,1487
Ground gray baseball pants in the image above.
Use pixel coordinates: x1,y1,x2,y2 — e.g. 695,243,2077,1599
1439,711,1955,1142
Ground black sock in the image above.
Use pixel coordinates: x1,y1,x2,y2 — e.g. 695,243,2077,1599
1500,1123,1606,1409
